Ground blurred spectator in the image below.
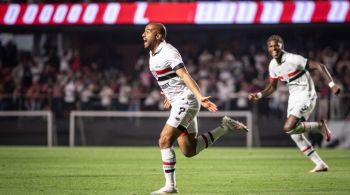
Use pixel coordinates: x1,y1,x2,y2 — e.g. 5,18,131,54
59,49,72,73
236,81,250,110
71,49,81,72
216,79,233,110
51,79,63,117
144,89,161,111
63,78,76,116
0,30,348,120
129,81,142,111
80,83,93,111
99,81,114,110
25,80,41,110
139,67,152,88
2,71,16,110
1,40,17,68
198,49,213,64
117,77,131,111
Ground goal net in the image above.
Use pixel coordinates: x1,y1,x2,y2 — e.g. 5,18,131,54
0,111,54,147
69,111,253,147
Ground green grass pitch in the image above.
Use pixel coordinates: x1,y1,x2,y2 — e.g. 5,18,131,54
0,147,349,195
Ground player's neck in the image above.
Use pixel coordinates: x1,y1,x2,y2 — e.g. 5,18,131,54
151,41,162,55
276,52,284,64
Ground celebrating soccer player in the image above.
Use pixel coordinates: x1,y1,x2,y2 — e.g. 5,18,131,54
248,35,341,173
142,23,248,194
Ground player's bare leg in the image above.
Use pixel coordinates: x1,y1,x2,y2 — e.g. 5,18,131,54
177,116,248,157
151,125,180,195
177,132,197,157
285,116,332,142
151,117,248,194
285,115,329,173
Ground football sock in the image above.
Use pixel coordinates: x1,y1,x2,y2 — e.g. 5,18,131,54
196,126,227,154
287,122,321,134
161,147,176,187
290,134,325,165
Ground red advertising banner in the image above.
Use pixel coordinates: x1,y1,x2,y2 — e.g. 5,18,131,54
0,1,349,26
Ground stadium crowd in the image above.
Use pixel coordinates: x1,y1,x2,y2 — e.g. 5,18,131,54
0,32,349,120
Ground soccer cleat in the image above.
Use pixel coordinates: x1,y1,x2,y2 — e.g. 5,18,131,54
221,116,249,132
320,120,332,142
309,164,329,173
150,186,179,195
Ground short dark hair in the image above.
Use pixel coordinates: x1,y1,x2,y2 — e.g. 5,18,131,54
153,23,167,40
266,35,284,46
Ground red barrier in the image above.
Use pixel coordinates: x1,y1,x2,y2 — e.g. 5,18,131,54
0,1,349,26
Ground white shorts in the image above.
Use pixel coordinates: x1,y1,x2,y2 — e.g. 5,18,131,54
287,96,316,120
166,93,200,134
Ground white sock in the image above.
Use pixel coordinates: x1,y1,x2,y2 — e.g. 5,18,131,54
290,134,326,165
161,147,176,187
196,126,228,154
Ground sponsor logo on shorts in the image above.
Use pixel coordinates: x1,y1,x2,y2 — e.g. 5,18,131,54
300,105,308,113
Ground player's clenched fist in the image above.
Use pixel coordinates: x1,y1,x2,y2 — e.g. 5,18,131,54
248,93,261,102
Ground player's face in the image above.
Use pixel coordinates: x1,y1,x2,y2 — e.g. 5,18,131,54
142,24,159,50
267,40,282,59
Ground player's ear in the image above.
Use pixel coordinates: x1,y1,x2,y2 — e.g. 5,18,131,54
156,33,163,40
278,42,283,49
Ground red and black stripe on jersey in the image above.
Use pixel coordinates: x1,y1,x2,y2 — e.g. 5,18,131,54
154,63,184,81
270,60,309,83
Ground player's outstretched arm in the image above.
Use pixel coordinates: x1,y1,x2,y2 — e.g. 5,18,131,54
248,79,278,102
309,60,341,96
176,67,218,112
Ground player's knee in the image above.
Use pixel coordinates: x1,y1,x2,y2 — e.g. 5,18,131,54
158,135,172,148
283,124,294,133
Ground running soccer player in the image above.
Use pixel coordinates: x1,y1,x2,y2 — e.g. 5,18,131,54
248,35,341,173
142,23,248,194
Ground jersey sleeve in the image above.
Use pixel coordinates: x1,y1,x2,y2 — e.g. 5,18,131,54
291,54,309,70
166,48,185,70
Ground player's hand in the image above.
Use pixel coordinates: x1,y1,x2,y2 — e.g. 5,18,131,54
331,84,341,96
199,96,218,112
248,93,260,102
161,92,171,110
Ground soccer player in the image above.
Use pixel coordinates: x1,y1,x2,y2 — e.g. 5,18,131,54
248,35,341,173
142,23,248,194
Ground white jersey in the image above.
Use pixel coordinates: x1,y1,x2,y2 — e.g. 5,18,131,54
269,52,317,100
149,41,199,132
149,41,191,103
269,52,317,119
